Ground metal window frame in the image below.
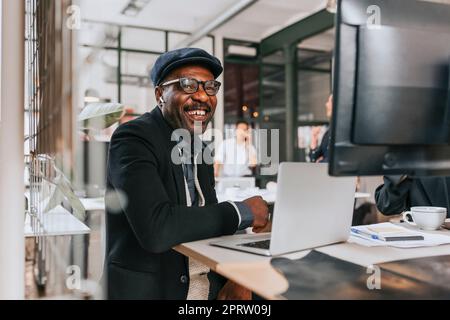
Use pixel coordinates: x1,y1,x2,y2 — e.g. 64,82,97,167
259,9,335,162
79,20,216,105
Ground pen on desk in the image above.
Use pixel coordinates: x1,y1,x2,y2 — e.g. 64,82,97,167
350,228,424,241
351,228,380,240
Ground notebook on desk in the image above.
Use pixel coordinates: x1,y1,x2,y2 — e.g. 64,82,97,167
350,222,450,248
351,223,425,241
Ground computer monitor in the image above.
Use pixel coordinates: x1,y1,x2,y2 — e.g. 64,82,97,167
330,0,450,176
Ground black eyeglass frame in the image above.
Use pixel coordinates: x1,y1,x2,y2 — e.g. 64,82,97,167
159,77,222,96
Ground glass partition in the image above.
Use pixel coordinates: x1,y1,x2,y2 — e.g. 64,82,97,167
78,21,215,121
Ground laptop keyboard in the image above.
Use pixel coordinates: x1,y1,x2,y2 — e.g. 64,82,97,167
239,239,271,250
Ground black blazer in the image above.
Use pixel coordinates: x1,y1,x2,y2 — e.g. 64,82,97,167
105,107,239,300
375,175,450,217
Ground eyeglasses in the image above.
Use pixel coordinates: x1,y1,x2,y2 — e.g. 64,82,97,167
159,78,221,96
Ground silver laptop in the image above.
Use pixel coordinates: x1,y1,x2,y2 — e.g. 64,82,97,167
211,163,357,256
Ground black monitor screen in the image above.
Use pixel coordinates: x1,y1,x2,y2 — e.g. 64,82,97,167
330,0,450,176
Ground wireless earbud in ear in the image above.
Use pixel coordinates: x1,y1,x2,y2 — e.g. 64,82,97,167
159,97,165,108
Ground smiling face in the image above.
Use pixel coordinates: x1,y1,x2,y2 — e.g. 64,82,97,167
155,64,217,135
236,122,249,143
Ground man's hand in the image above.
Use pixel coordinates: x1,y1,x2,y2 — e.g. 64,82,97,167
243,196,269,229
214,162,222,178
217,281,252,300
310,126,322,150
253,221,272,233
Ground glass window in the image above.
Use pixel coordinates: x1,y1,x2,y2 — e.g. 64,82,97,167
224,63,259,124
168,33,214,54
260,50,287,162
79,22,119,48
122,27,166,52
78,47,119,105
261,51,285,124
191,37,214,54
297,48,332,122
120,52,158,114
168,33,189,51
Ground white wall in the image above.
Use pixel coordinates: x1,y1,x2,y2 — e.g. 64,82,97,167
0,0,25,300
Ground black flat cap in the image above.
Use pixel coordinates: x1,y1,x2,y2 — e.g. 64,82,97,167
150,47,223,86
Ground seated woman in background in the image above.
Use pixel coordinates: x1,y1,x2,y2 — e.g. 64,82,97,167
309,95,333,163
375,175,450,217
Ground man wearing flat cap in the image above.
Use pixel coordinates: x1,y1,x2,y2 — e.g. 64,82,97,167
105,48,269,300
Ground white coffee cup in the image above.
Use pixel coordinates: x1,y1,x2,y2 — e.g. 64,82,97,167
402,206,447,231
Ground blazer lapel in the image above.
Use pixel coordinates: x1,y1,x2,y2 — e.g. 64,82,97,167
171,162,187,205
196,160,215,205
151,107,188,205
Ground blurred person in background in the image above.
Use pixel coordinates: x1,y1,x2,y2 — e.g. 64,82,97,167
309,94,333,163
375,175,450,218
214,120,257,178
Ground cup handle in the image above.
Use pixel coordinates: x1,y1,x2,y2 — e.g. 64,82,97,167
402,211,416,226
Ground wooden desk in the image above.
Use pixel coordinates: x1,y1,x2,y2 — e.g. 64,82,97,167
174,233,450,300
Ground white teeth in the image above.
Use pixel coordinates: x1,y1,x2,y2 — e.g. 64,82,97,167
187,110,206,116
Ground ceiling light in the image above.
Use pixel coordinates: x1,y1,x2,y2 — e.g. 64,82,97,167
121,0,151,17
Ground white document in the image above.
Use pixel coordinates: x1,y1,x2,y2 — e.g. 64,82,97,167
350,222,450,248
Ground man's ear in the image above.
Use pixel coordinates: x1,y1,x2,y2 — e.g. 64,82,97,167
155,87,162,101
155,87,164,107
